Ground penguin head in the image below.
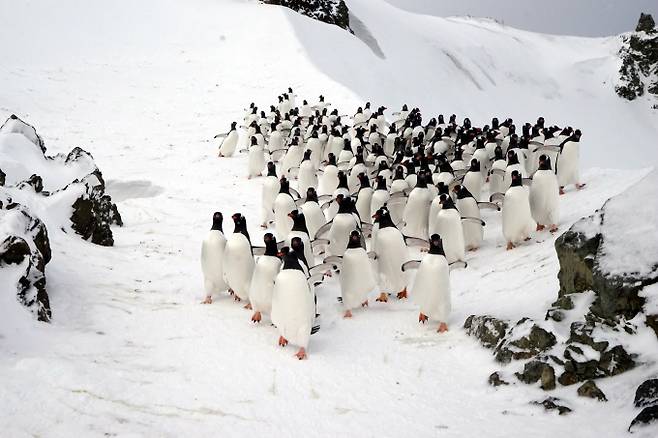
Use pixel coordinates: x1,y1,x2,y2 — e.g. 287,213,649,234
280,247,303,271
347,230,363,249
538,154,552,171
439,194,456,210
337,196,354,214
469,159,481,172
303,149,312,161
337,171,348,189
267,161,277,177
327,153,337,166
436,182,449,195
288,210,309,233
402,104,408,111
438,114,445,124
250,136,258,146
456,184,474,199
305,187,318,203
492,117,499,129
416,172,428,188
342,138,352,152
358,172,370,188
279,176,290,194
290,237,308,267
211,212,223,231
230,121,237,129
231,213,249,237
494,146,504,161
263,233,278,256
375,175,387,190
510,170,523,187
453,148,463,161
507,150,519,165
429,234,446,256
394,165,405,180
537,117,545,128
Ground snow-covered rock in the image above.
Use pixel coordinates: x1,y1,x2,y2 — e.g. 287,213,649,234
616,13,658,101
264,0,351,32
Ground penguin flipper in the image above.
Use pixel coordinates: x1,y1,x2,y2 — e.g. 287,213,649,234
489,192,505,203
367,250,377,260
320,200,334,213
490,168,505,177
269,148,287,162
295,197,306,207
252,246,266,256
289,187,301,199
314,221,333,239
477,201,501,211
276,240,286,250
403,236,430,249
213,132,228,139
453,169,467,179
310,325,321,335
311,238,329,249
449,260,468,271
309,262,334,276
461,216,486,226
401,260,422,272
322,255,343,268
360,222,373,235
317,194,333,202
307,272,325,287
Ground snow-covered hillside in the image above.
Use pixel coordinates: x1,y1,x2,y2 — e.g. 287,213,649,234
1,0,657,436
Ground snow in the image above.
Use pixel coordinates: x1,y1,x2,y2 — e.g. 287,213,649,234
1,0,657,436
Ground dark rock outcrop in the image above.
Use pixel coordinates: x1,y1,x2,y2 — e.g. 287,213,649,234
488,371,509,387
577,380,607,401
464,315,508,349
0,168,5,186
635,379,658,408
264,0,351,32
532,397,571,415
495,318,556,363
515,360,556,390
0,114,46,152
629,405,658,432
616,13,658,101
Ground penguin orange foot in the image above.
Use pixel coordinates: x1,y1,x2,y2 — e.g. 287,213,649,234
361,300,368,307
506,242,515,250
576,183,586,190
397,288,408,299
295,348,307,360
549,225,559,233
438,322,449,333
536,224,545,231
251,311,261,323
244,303,252,310
559,187,565,195
419,313,428,324
344,309,353,318
376,292,389,303
278,336,288,347
201,296,212,304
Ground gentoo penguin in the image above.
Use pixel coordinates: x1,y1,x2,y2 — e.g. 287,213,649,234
529,155,559,233
347,149,367,192
261,162,280,228
326,197,360,257
267,123,284,154
502,171,535,250
462,159,484,201
247,136,265,179
297,149,318,196
281,136,303,178
300,187,327,239
489,146,507,196
217,122,238,157
337,138,354,164
223,213,255,302
340,230,376,318
271,248,315,360
200,212,227,304
503,150,527,191
372,207,409,302
326,171,351,221
389,165,409,225
557,130,585,194
306,130,323,169
412,234,451,333
355,173,373,225
455,185,483,251
273,177,296,240
248,233,282,322
434,195,466,264
402,173,431,240
370,175,390,218
428,182,449,235
318,153,339,196
287,210,314,267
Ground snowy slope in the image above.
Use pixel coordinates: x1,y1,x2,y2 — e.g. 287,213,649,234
1,0,657,437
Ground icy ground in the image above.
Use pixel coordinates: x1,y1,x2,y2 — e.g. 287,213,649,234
1,0,657,436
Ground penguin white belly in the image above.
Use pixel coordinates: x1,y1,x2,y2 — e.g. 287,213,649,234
348,163,367,192
340,248,377,310
274,194,296,240
489,160,507,196
327,213,358,257
433,172,454,186
529,170,559,226
356,188,373,225
261,176,280,226
428,197,443,236
503,186,535,244
271,270,314,349
218,131,238,157
436,209,465,263
405,174,417,189
390,179,409,194
287,231,314,267
403,188,430,239
249,255,282,315
318,166,339,195
457,198,483,250
223,234,255,300
370,190,390,217
384,135,396,156
268,131,283,153
281,146,302,177
298,161,317,195
337,150,353,164
248,146,265,177
201,230,227,295
374,227,408,293
557,142,580,186
301,201,326,239
307,138,323,168
462,172,483,201
411,254,451,322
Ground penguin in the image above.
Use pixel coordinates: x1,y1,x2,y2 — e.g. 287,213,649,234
261,162,280,228
411,234,451,333
354,173,373,225
300,187,327,239
462,159,484,201
455,185,483,251
297,149,318,196
428,182,449,236
281,136,303,178
318,153,339,195
372,207,409,302
267,123,284,154
370,175,390,218
502,170,535,250
433,195,466,264
271,248,315,360
326,171,350,221
340,230,377,317
557,130,585,194
347,149,367,192
337,138,354,164
529,155,559,233
200,212,227,304
287,210,314,267
306,130,323,169
248,233,282,322
247,136,265,178
388,165,409,226
326,197,360,257
217,122,238,157
402,172,431,240
223,213,256,302
503,150,527,191
273,177,296,240
489,146,507,196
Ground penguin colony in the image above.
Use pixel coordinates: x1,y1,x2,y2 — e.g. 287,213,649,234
204,89,585,359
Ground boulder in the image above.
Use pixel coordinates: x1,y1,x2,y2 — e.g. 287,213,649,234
577,380,607,401
634,379,658,408
515,360,555,390
629,405,658,432
263,1,351,32
488,371,509,387
17,174,44,193
494,318,556,363
463,315,508,349
531,397,571,415
599,345,636,376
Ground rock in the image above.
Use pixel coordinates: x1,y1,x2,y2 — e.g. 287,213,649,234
568,321,609,352
263,1,351,32
515,360,555,390
616,14,658,101
541,366,556,391
646,314,658,340
558,371,580,386
629,405,658,432
635,379,658,408
488,371,509,387
17,174,44,193
577,380,607,401
546,294,575,322
494,318,556,363
599,345,636,376
464,315,509,349
0,114,46,152
0,167,5,186
636,13,656,33
532,397,571,415
555,230,597,296
0,236,31,265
